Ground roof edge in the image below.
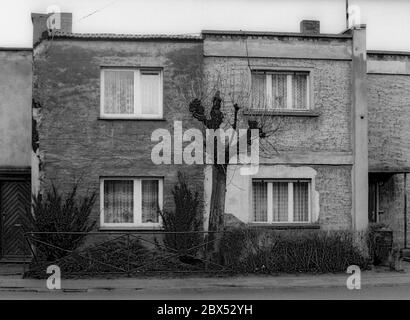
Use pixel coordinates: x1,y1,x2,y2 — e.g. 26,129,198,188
47,31,203,41
201,30,353,39
0,47,33,52
367,50,410,57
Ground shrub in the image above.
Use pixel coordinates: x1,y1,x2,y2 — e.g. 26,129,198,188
159,172,203,256
30,183,96,261
219,228,370,273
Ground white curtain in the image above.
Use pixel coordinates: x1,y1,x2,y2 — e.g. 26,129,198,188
140,73,160,115
104,70,134,114
104,180,134,223
292,74,307,110
272,182,288,221
293,182,309,221
251,73,266,110
271,74,287,109
141,180,159,223
252,181,267,222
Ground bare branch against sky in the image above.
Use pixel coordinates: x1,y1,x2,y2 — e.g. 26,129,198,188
0,0,409,50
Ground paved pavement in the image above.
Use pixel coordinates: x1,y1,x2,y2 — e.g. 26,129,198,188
2,283,410,300
0,262,409,299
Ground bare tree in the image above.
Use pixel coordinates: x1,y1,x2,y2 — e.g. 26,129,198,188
186,65,284,249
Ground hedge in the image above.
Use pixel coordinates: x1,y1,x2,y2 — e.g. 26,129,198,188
219,228,370,273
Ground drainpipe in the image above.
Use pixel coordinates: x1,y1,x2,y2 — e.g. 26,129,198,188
351,24,368,232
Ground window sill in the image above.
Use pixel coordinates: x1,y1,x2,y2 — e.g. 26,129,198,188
246,223,320,230
99,226,163,232
243,110,320,117
98,117,166,121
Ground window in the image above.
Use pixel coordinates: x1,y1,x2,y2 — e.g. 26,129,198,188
100,178,163,228
251,71,310,110
100,68,163,119
252,179,311,223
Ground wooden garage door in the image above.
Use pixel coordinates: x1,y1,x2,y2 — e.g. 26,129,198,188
0,180,31,258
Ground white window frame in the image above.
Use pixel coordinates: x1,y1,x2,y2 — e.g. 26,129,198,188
252,71,310,110
252,179,312,224
100,68,163,119
100,177,163,229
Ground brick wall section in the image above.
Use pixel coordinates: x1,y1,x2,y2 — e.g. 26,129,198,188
203,57,352,153
33,39,204,228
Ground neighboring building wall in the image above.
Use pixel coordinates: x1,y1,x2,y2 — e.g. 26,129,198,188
0,49,32,170
367,52,410,247
33,38,205,227
203,32,355,230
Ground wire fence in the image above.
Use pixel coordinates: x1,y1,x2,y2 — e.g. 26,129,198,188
22,230,234,278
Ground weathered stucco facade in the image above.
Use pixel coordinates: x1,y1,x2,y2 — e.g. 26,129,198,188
33,37,205,228
202,28,367,231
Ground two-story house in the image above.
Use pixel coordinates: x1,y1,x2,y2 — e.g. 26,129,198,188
31,12,205,232
203,22,368,235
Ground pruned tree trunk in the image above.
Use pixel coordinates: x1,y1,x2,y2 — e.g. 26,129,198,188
208,164,226,232
206,164,227,260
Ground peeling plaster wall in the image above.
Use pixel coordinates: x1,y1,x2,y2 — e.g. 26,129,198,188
222,164,352,230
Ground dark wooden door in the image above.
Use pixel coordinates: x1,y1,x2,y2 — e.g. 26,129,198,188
368,179,377,223
0,180,31,258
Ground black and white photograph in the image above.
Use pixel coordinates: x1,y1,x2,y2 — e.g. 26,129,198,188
0,0,409,307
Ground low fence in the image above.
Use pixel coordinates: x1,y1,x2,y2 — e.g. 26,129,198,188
23,230,233,278
22,228,372,277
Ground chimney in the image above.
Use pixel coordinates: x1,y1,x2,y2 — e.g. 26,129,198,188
31,12,72,45
300,20,320,34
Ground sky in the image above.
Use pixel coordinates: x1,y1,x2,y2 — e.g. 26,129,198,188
0,0,409,51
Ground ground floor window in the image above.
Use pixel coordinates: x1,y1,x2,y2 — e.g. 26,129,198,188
252,179,311,223
100,177,163,228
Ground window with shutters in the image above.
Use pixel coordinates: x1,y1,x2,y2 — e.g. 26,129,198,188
100,68,163,119
252,179,311,223
100,178,163,228
251,71,310,111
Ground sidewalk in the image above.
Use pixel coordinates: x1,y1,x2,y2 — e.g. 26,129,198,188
0,263,410,293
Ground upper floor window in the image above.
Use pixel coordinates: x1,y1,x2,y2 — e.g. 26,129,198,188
251,71,310,111
100,177,163,229
100,68,163,119
252,179,311,223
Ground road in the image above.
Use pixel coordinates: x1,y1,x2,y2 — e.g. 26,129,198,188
1,283,410,300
